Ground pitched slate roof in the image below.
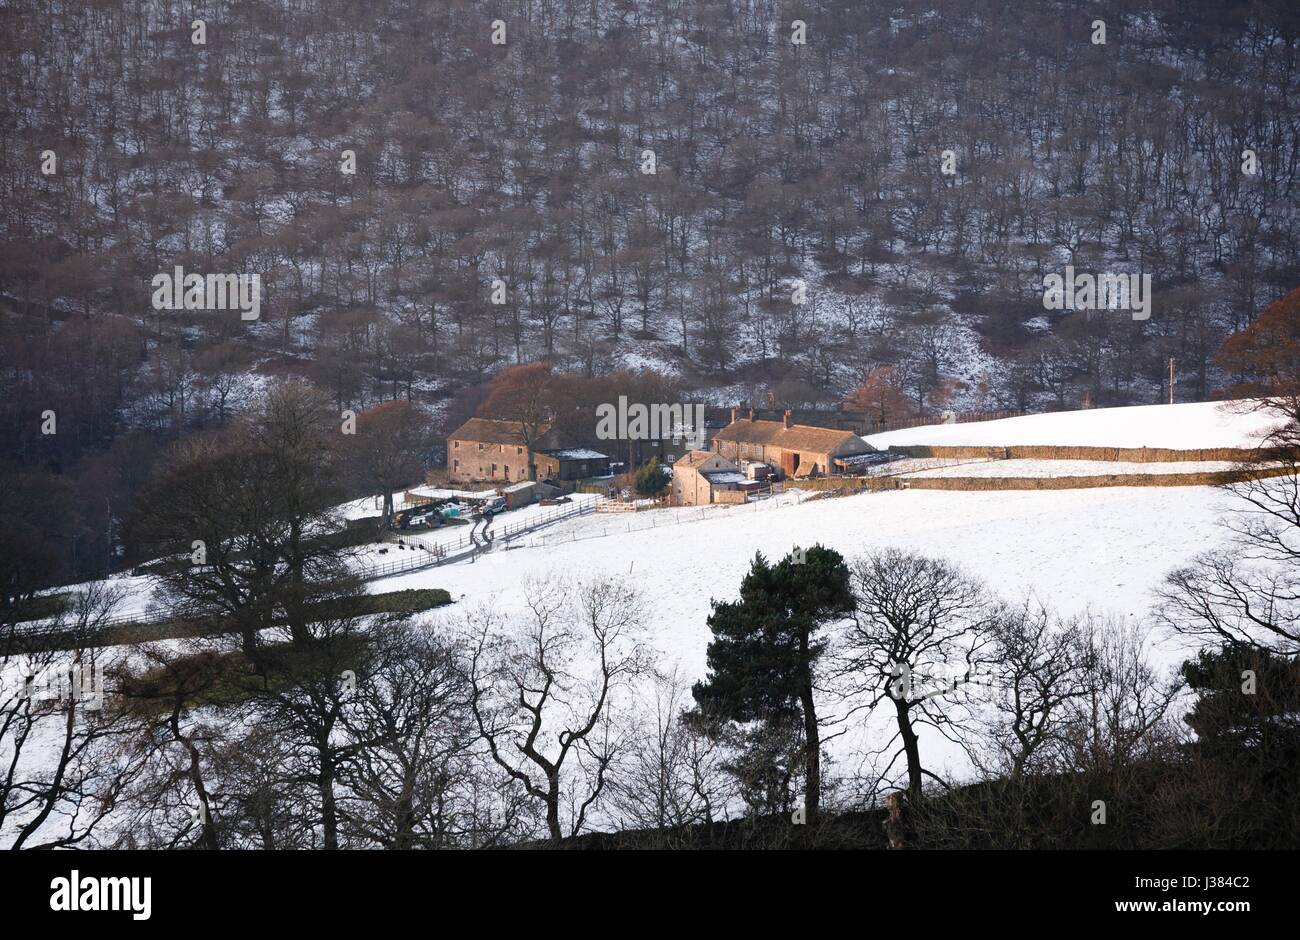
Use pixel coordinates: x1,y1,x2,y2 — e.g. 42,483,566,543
675,449,713,469
676,449,734,470
712,418,866,453
449,417,556,447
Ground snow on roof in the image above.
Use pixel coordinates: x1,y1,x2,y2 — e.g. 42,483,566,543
540,448,610,460
835,452,893,466
863,400,1288,451
701,470,747,485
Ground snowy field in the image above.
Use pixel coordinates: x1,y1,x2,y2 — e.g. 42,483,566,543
387,485,1233,670
865,399,1285,450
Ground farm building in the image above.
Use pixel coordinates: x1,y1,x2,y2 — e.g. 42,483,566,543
501,480,538,509
671,450,748,506
711,409,876,478
534,447,612,481
447,417,536,483
446,417,611,484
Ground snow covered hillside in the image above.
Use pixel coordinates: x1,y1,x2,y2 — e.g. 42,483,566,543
865,400,1287,451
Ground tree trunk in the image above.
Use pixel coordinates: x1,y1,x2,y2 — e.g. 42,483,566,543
895,698,923,799
545,773,562,843
798,655,820,824
173,707,219,849
319,741,338,849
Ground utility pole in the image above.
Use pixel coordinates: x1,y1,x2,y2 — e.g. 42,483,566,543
106,498,114,576
1168,358,1176,405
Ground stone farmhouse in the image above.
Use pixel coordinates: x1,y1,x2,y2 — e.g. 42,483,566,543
446,417,611,484
711,408,875,478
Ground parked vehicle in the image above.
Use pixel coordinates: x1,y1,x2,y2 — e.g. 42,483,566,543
486,496,508,514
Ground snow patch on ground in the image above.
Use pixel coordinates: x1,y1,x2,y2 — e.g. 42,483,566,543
865,400,1286,450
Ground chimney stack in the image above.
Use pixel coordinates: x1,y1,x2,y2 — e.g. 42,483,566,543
748,408,755,422
783,410,792,430
730,406,738,424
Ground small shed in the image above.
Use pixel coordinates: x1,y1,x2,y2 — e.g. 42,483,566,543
535,447,612,481
502,480,538,509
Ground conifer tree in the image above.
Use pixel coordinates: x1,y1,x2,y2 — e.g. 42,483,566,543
691,546,854,824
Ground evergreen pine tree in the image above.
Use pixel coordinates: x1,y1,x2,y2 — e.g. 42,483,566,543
1182,644,1300,765
691,545,854,824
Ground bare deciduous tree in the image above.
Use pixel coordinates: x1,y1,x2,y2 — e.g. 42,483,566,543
466,577,650,843
336,622,524,849
608,667,732,834
838,549,997,800
1,583,137,849
1160,467,1300,657
970,600,1090,780
1054,616,1181,775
